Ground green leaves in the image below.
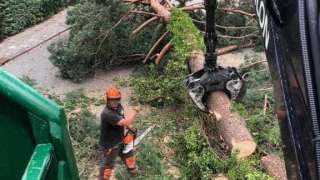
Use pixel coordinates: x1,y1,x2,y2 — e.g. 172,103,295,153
168,8,204,61
232,55,282,156
130,9,204,107
175,123,272,180
48,0,159,82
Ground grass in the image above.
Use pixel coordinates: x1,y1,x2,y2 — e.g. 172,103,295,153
233,55,283,156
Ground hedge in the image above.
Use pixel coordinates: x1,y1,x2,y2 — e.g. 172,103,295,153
0,0,67,40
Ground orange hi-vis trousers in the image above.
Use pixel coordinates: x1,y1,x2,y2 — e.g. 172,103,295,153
99,133,137,180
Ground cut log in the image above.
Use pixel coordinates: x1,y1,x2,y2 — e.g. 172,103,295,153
261,154,287,180
212,174,229,180
188,50,256,158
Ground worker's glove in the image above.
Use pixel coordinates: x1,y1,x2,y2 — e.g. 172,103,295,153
127,127,137,136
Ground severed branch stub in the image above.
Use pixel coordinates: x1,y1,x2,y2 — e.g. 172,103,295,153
150,0,171,22
188,50,256,159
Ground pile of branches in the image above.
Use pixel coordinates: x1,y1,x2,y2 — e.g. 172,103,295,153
49,0,259,82
0,0,66,40
48,0,164,82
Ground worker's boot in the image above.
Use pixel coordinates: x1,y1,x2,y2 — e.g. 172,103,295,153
128,166,138,176
124,155,137,174
99,166,113,180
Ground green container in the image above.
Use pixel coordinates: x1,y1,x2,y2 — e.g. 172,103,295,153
0,68,79,180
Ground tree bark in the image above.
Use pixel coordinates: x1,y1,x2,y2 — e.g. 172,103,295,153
212,174,229,180
149,0,171,22
261,154,287,180
188,50,256,158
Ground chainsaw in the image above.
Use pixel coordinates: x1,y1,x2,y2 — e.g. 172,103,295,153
122,125,156,154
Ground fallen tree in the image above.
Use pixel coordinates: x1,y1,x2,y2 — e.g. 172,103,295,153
48,0,161,82
129,1,257,158
49,0,258,82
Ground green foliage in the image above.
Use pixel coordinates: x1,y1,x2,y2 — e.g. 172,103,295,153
48,0,160,82
63,89,91,112
130,9,204,106
130,60,188,106
0,1,5,40
0,0,65,39
123,101,272,179
248,111,281,155
168,8,204,61
232,55,282,156
54,90,100,179
115,143,172,180
69,108,100,179
174,122,272,180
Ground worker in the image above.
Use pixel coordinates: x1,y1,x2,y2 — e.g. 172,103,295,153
99,86,142,180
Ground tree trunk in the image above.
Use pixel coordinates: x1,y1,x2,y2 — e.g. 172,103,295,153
188,50,256,158
261,154,287,180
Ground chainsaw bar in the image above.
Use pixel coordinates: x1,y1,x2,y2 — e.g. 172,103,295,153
122,125,156,154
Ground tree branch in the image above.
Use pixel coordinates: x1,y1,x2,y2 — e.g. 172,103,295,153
143,31,170,63
180,3,204,11
180,5,256,18
155,42,173,64
130,10,161,17
218,8,256,17
217,42,254,56
132,16,160,36
192,19,257,30
95,13,130,62
240,60,267,71
218,31,259,39
216,24,258,30
123,0,150,4
164,0,173,8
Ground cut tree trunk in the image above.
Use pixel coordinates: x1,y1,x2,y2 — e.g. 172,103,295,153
212,174,229,180
188,50,256,158
261,154,287,180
